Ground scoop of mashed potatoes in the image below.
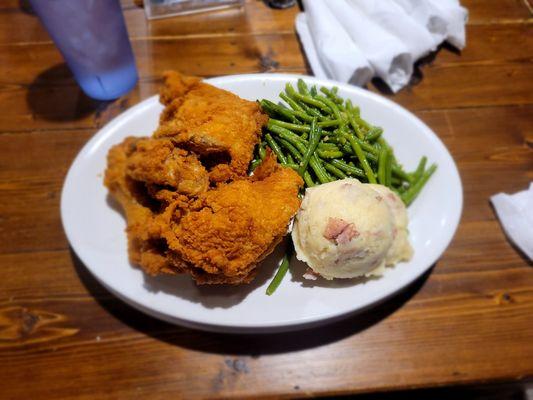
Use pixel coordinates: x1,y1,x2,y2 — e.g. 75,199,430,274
292,179,412,280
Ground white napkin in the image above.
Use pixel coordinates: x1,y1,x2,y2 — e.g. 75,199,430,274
490,183,533,260
296,0,468,92
326,0,413,92
349,0,437,61
297,0,374,86
393,0,468,49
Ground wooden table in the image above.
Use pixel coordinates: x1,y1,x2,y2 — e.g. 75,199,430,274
1,1,532,398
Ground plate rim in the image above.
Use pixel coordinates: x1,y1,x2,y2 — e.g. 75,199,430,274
61,73,463,333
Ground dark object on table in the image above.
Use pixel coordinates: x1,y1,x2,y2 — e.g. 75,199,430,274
266,0,296,9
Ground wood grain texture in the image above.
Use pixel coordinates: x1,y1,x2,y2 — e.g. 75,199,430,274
0,23,531,133
0,0,532,398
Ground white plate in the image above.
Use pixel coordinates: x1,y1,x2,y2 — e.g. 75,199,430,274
61,74,462,333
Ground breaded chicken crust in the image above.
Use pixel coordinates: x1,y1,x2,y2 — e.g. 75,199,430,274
154,71,269,183
104,72,303,285
166,160,303,284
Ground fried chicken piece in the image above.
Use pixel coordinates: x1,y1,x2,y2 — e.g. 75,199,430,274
126,137,209,197
164,161,304,284
105,73,303,285
251,148,279,181
104,137,190,276
154,71,268,183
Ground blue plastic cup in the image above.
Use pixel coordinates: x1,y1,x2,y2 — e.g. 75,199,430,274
30,0,138,101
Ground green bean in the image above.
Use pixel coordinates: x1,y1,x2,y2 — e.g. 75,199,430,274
282,163,299,171
269,118,310,133
286,153,295,164
297,78,309,95
285,83,301,100
314,95,342,120
338,134,378,156
338,143,406,182
291,94,331,122
279,92,305,112
249,158,262,172
377,147,388,185
330,159,366,179
347,101,372,132
278,138,303,162
265,133,288,164
291,90,330,112
318,119,342,128
327,134,347,146
265,248,292,295
309,154,330,184
260,99,298,123
358,138,379,155
273,131,307,157
277,138,317,187
319,86,343,104
385,148,393,187
302,102,327,120
269,117,341,133
299,118,320,175
346,100,379,139
412,156,427,182
260,80,435,203
267,122,306,144
340,143,378,165
318,142,340,150
317,149,344,159
401,164,437,206
392,176,402,186
392,163,412,182
306,104,330,120
258,142,266,160
345,134,377,184
286,84,328,119
303,172,315,187
323,168,335,181
345,100,365,139
323,161,347,179
365,127,383,142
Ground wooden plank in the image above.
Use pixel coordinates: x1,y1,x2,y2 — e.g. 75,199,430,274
373,62,533,110
0,249,531,399
0,105,531,255
464,0,532,23
0,23,532,133
0,129,95,254
0,79,162,133
1,2,533,398
0,33,306,85
0,0,298,45
0,0,530,45
1,22,530,86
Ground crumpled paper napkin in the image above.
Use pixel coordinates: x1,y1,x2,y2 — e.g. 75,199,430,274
490,183,533,260
295,0,468,92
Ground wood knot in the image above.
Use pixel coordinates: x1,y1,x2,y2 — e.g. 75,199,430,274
0,306,79,348
494,292,515,305
259,48,280,71
224,357,250,374
212,357,250,392
20,310,39,336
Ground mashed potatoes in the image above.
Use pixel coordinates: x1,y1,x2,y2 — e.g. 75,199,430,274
292,179,412,280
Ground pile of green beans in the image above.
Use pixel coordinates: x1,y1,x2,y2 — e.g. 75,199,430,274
251,79,436,206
